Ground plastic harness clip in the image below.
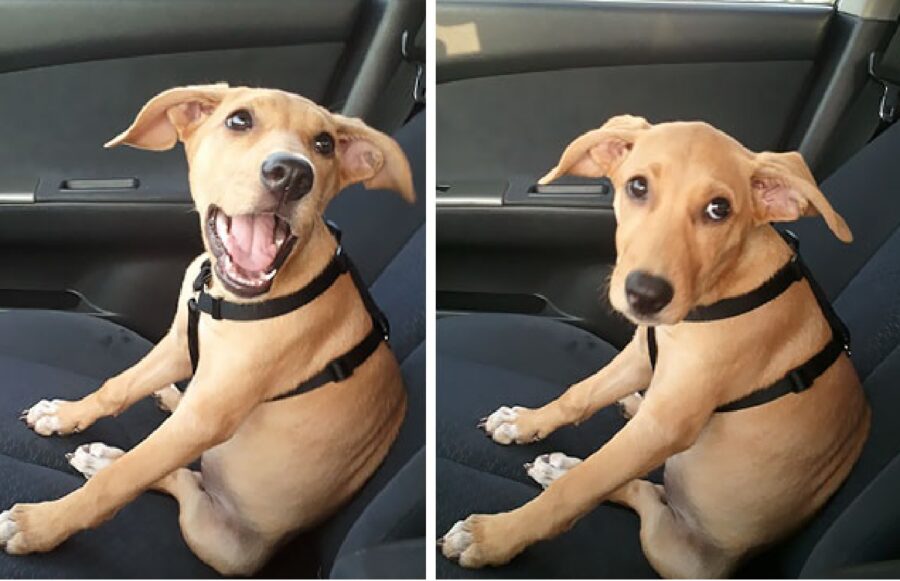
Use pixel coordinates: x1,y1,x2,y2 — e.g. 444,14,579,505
329,359,352,382
788,367,813,393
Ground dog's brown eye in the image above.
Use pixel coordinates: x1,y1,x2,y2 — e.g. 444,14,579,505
626,176,649,200
225,109,253,131
313,132,334,156
705,197,731,221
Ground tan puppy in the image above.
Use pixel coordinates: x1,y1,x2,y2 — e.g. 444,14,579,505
0,85,415,575
440,116,870,578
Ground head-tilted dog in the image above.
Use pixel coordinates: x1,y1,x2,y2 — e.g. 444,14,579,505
106,83,414,298
441,116,868,578
541,115,851,325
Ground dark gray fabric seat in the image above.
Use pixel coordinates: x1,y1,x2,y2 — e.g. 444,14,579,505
437,121,900,578
437,314,651,579
0,113,425,579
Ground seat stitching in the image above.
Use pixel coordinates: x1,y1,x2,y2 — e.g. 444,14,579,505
0,450,89,481
437,455,542,490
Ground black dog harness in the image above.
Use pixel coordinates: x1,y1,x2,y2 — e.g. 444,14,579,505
646,230,851,413
186,221,390,403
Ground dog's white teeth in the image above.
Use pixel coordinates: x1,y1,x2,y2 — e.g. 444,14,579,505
216,211,229,240
223,256,269,287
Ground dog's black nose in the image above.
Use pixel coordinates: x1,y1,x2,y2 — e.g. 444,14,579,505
260,152,314,201
625,271,674,316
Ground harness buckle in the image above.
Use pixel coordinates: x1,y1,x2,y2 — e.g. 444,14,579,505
328,359,351,382
209,297,222,320
335,245,350,273
374,313,390,341
841,331,852,356
325,219,343,243
788,367,813,393
187,297,198,312
193,261,212,292
781,229,800,252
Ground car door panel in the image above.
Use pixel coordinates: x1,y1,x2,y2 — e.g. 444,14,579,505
0,0,360,74
0,0,405,342
437,1,830,83
438,60,814,183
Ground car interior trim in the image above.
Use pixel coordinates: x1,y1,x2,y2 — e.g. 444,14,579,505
838,0,900,21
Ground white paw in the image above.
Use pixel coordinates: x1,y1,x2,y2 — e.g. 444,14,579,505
440,519,473,560
525,452,582,488
21,399,64,436
0,510,17,548
152,384,182,413
617,392,643,419
478,405,522,445
67,442,124,479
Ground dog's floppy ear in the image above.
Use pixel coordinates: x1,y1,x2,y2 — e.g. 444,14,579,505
331,114,416,203
105,84,229,151
539,115,651,184
751,151,852,243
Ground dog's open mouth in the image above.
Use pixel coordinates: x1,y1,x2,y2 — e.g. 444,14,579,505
205,205,296,297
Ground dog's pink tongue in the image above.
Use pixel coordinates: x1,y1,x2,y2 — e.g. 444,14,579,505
226,214,277,272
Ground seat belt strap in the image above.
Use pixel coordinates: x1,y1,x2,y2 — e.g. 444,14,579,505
818,25,900,177
867,24,900,139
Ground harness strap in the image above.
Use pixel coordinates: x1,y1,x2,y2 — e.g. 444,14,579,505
683,258,803,321
645,230,850,413
268,325,384,402
193,250,350,323
185,221,389,402
715,336,845,413
187,297,201,372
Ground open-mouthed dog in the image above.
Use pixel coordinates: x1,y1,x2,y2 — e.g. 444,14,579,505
1,85,415,575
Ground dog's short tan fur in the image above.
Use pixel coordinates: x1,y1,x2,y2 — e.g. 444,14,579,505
0,85,415,574
441,116,869,577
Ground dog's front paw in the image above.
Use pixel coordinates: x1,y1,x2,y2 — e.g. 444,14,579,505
22,400,67,436
440,515,522,568
0,510,17,549
67,442,124,479
152,384,182,413
525,452,582,488
0,502,73,555
617,392,644,419
21,399,92,436
478,405,543,445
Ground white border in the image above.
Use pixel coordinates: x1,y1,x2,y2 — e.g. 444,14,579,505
425,0,437,576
